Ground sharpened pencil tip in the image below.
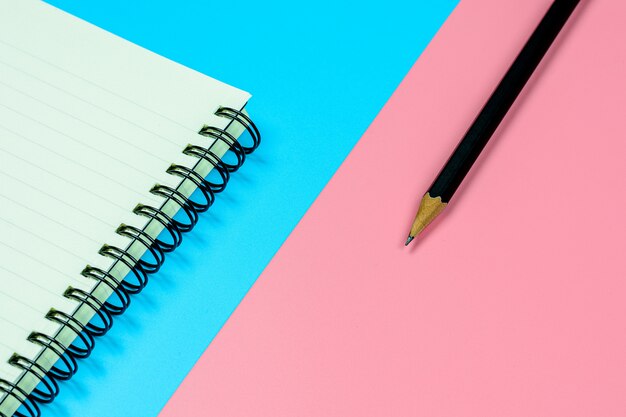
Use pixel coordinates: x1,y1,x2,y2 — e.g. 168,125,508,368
405,235,414,246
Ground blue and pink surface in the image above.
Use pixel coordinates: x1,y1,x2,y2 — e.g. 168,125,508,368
44,0,626,416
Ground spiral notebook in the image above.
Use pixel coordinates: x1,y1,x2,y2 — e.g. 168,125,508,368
0,2,260,416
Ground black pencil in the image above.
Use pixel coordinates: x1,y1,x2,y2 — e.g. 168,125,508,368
405,0,581,246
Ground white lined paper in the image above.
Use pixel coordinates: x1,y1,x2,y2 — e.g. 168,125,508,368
0,1,249,414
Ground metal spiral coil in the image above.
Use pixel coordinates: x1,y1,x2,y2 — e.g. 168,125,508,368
166,164,215,213
198,125,246,172
3,107,260,416
26,334,77,381
8,355,58,405
132,204,183,252
182,145,231,192
149,184,199,233
115,224,166,272
63,288,113,337
44,310,95,360
0,380,39,417
98,245,149,295
80,266,131,316
214,107,261,153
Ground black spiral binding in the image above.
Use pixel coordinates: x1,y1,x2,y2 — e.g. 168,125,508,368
0,107,260,417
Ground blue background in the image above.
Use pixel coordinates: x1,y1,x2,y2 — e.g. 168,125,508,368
37,1,457,416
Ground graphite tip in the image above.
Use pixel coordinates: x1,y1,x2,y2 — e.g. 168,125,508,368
405,235,414,246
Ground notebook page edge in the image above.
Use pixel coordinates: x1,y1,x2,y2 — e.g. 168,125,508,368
0,107,249,417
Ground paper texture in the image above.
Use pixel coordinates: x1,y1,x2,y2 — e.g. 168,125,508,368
0,1,249,414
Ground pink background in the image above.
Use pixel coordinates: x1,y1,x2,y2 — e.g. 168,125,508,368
161,0,626,415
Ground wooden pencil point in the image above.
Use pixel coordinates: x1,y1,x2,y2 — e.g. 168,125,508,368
406,193,447,244
404,0,579,243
